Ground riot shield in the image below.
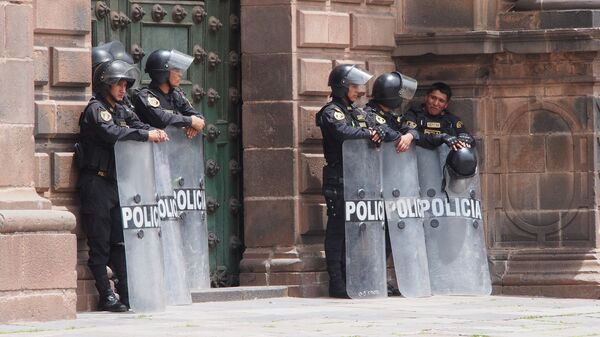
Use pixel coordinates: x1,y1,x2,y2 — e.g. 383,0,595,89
342,139,387,299
153,142,192,305
415,145,491,295
381,143,431,298
114,141,166,313
164,126,210,290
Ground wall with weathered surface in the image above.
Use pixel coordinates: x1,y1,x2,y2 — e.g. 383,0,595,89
395,0,600,298
240,0,400,296
0,0,80,322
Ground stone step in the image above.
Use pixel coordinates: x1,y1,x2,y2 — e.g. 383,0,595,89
191,286,289,303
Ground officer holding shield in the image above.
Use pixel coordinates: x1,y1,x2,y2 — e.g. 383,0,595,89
134,49,205,138
402,82,474,151
363,71,420,296
316,64,381,298
78,59,168,312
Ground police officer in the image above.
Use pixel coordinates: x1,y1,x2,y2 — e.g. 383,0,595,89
134,49,205,138
316,64,382,298
402,82,474,151
78,59,168,312
364,71,420,296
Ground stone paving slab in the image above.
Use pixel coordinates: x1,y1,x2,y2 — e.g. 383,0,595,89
1,295,600,337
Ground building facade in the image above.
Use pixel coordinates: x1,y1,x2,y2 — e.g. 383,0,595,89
1,0,600,323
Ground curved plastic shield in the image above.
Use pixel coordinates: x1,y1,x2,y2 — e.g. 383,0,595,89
381,143,431,298
153,142,192,305
415,146,491,295
165,126,210,290
342,139,387,299
114,141,166,313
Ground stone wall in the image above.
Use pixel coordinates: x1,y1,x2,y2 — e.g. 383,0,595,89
0,0,83,323
239,0,400,296
394,0,600,298
33,0,94,312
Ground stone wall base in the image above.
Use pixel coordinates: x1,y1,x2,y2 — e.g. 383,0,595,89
490,249,600,299
0,290,76,323
239,245,329,297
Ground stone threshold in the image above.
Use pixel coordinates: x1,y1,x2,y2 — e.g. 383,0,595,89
191,286,289,303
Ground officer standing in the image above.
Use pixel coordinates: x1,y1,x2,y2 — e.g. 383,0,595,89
134,49,205,137
316,64,381,298
363,71,420,296
78,59,168,312
402,82,474,150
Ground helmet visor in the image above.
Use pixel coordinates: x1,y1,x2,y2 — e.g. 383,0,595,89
345,67,373,85
167,50,194,72
103,60,140,89
396,72,418,100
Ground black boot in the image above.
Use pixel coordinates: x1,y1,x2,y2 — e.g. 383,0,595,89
328,270,350,299
98,291,128,312
387,281,401,297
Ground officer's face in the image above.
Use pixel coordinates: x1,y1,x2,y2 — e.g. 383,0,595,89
346,84,360,102
169,69,182,87
110,80,128,102
425,90,449,116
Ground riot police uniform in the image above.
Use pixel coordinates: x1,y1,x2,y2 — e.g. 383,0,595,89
367,71,419,296
134,49,204,129
78,60,159,312
317,64,375,298
402,104,473,150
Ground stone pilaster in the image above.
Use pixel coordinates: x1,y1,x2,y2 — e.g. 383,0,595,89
240,0,399,296
0,0,80,322
394,1,600,298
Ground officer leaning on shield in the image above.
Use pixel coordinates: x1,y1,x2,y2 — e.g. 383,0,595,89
316,64,418,298
76,42,203,312
317,64,477,298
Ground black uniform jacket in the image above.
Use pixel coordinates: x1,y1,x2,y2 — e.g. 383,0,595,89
363,100,419,142
78,96,153,179
402,104,469,149
134,82,204,129
316,98,372,171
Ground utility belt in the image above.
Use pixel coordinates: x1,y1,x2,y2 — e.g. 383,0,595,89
322,163,343,186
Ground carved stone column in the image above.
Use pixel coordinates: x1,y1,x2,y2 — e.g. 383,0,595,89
0,0,77,322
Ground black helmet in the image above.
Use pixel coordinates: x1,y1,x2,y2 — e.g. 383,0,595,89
93,60,140,100
145,49,194,84
328,64,372,99
372,71,418,109
92,41,134,69
445,147,477,178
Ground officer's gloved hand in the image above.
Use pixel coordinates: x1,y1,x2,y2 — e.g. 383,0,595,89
441,133,459,148
457,133,474,145
370,126,386,146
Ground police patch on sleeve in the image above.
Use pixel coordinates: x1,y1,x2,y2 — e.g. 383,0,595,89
148,96,160,108
99,110,112,122
333,109,345,121
375,115,386,125
456,121,464,128
406,121,417,128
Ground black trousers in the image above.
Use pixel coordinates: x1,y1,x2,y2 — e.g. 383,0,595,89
79,172,128,301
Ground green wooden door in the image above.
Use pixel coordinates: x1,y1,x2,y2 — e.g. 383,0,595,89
91,0,243,287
